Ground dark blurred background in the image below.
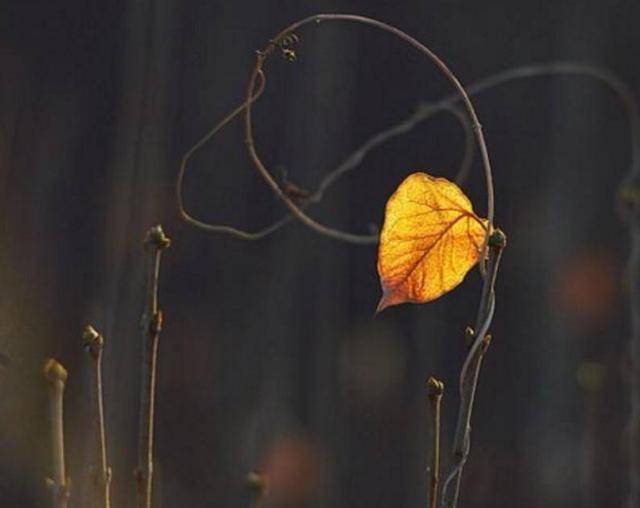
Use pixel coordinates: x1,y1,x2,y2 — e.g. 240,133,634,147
0,1,638,507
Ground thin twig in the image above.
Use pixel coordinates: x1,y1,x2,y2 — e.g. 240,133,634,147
43,358,70,508
83,325,112,508
613,54,640,508
311,102,474,204
427,377,444,508
440,229,506,508
135,225,171,508
627,223,640,508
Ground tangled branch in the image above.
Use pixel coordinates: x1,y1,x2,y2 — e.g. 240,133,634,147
177,14,495,245
177,60,638,245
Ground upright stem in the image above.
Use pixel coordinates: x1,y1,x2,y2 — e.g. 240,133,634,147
617,76,640,503
427,377,444,508
627,220,640,508
43,358,70,508
246,472,268,508
440,230,506,508
135,225,171,508
83,325,112,508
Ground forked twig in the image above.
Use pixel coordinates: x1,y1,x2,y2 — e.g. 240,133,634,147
135,225,171,508
43,358,70,508
83,325,112,508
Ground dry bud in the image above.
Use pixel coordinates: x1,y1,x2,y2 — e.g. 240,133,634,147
144,225,171,250
43,358,68,385
427,376,444,398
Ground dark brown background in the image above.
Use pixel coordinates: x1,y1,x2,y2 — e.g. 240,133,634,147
0,1,637,507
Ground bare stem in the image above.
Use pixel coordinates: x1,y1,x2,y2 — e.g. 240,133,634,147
624,218,640,508
439,230,506,508
83,325,112,508
135,225,171,508
246,472,268,508
614,56,640,508
43,358,70,508
427,377,444,508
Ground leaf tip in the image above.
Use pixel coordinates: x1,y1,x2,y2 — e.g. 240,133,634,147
375,297,389,314
375,289,402,313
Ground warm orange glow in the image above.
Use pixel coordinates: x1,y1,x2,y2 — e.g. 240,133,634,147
377,172,487,311
261,435,323,506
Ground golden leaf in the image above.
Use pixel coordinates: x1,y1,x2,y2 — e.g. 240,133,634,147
377,172,488,312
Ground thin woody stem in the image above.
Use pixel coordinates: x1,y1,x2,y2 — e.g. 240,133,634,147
246,472,268,508
43,358,70,508
620,180,640,508
440,230,506,508
83,325,112,508
427,377,444,508
627,222,640,508
135,225,171,508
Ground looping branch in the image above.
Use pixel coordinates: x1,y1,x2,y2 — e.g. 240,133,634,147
244,14,494,247
178,57,639,249
178,14,495,246
178,90,473,243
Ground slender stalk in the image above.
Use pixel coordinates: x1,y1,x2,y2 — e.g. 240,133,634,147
440,230,506,508
427,377,444,508
626,220,640,508
43,358,70,508
83,325,112,508
246,472,268,508
576,360,605,508
615,52,640,508
135,225,171,508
